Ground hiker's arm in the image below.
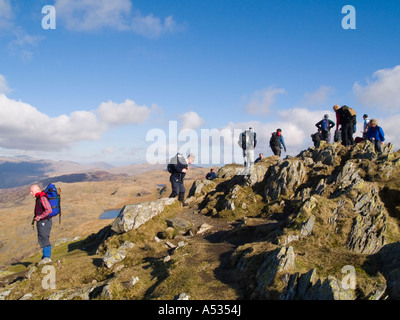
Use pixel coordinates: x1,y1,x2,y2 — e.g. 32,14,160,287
280,136,287,151
315,120,321,129
379,127,385,143
35,197,52,221
329,120,335,129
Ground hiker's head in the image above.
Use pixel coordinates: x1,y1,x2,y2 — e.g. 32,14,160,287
187,153,195,164
363,114,368,119
324,114,329,119
259,153,264,158
333,105,340,111
30,185,41,197
210,168,214,172
370,119,378,127
276,129,282,136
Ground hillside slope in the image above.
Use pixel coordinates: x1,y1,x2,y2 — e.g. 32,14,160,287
1,141,400,300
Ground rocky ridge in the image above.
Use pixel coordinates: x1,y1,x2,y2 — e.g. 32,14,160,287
1,140,400,300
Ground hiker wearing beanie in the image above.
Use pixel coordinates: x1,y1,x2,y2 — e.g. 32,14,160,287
367,119,385,154
168,153,195,206
315,114,335,143
30,184,53,265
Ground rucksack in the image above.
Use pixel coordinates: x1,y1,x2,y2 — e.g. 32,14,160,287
270,132,280,148
321,119,329,131
44,183,61,222
167,153,183,173
342,106,357,124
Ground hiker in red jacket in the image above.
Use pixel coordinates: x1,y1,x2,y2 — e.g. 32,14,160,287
30,184,53,265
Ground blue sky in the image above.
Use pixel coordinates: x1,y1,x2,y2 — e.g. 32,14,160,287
0,0,399,166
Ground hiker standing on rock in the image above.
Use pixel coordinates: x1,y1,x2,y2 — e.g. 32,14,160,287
333,105,356,147
168,153,195,206
30,184,53,265
239,127,257,168
315,114,335,143
270,128,286,157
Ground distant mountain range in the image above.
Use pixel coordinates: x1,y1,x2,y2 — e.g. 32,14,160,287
0,156,165,189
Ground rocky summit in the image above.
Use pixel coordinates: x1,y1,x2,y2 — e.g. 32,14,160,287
1,140,400,300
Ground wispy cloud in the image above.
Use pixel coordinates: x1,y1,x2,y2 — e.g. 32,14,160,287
7,27,44,62
0,0,12,30
353,65,400,112
0,74,11,94
54,0,187,37
245,86,287,116
302,85,335,107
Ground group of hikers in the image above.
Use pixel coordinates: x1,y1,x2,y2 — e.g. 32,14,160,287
312,104,386,154
29,104,387,266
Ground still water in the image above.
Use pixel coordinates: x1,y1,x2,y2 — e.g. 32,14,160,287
99,209,121,220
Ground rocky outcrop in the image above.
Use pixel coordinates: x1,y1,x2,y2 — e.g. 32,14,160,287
194,141,400,300
264,159,307,202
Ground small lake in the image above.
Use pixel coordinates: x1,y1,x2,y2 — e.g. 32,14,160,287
99,209,121,220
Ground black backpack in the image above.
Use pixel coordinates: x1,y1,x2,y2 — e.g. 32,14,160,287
167,153,182,173
270,133,280,148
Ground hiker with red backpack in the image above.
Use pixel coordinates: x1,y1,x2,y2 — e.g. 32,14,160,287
270,128,286,157
315,114,335,143
30,183,61,265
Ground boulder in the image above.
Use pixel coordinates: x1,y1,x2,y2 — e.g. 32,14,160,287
111,198,177,234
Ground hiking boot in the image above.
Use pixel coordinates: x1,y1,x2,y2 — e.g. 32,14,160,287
38,257,52,265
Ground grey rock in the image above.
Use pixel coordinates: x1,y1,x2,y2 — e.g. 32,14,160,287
111,198,177,234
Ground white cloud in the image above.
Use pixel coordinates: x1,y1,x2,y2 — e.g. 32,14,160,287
0,74,11,94
245,86,287,116
54,0,186,37
0,94,154,151
179,111,205,130
353,65,400,112
98,99,152,125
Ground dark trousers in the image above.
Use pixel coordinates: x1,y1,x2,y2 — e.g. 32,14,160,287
37,218,52,248
341,122,354,146
169,174,185,197
271,146,281,157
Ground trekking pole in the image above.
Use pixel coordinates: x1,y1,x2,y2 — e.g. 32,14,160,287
31,216,35,230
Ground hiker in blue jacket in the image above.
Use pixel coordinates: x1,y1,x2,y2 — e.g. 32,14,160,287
315,114,335,143
366,119,385,154
270,129,286,157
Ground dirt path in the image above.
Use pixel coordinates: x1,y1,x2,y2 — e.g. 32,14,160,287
176,205,245,299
